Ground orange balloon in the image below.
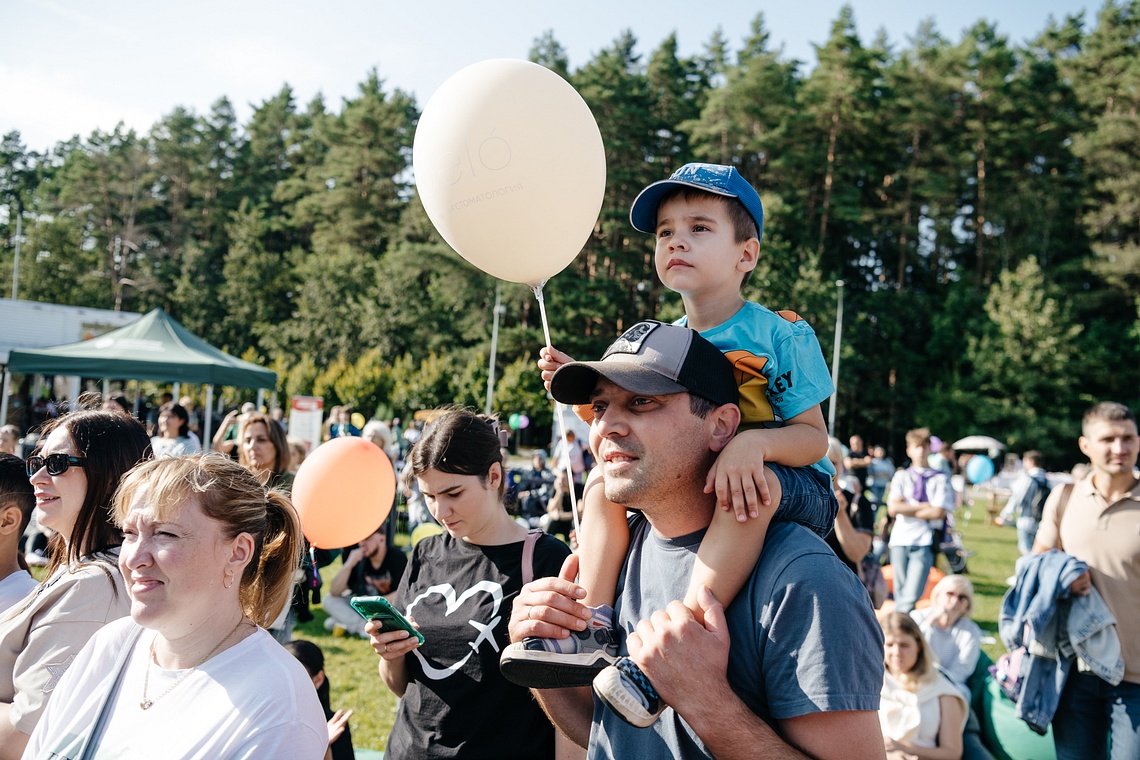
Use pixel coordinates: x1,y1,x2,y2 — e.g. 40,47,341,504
291,437,395,549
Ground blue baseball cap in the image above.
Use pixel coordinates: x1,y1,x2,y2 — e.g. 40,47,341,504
629,163,764,242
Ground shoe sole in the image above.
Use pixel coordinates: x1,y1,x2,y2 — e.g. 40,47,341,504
593,666,661,728
500,649,616,689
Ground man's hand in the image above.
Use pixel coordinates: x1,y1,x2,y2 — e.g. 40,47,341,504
344,547,364,567
626,586,733,716
1069,570,1092,596
508,554,593,643
705,434,771,519
538,346,576,393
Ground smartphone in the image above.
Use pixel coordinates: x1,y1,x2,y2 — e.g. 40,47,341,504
349,596,425,645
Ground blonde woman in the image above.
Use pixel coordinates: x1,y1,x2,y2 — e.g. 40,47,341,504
24,455,327,758
880,612,968,760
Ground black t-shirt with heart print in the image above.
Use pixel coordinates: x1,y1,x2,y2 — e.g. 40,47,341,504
387,531,570,759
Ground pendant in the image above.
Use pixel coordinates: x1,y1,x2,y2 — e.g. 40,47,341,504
140,699,153,710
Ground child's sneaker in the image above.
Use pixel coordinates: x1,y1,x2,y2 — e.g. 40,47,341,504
500,604,619,688
593,657,665,728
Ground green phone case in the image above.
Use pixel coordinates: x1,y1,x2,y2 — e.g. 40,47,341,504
349,596,425,644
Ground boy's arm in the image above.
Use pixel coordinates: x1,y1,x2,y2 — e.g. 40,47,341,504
705,405,828,519
887,494,946,520
538,345,576,393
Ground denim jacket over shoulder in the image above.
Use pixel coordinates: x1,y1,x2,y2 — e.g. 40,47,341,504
1000,550,1086,650
998,550,1124,735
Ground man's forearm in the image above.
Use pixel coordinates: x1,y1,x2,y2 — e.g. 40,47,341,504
681,687,808,760
534,687,593,748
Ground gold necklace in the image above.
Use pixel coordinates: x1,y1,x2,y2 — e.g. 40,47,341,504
140,617,246,710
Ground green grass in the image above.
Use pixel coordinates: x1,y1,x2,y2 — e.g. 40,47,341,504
950,495,1022,660
295,560,401,753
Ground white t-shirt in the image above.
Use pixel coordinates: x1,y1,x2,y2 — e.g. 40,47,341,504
0,571,38,615
24,618,327,760
888,468,955,547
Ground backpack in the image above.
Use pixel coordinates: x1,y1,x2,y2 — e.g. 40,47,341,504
1025,472,1051,522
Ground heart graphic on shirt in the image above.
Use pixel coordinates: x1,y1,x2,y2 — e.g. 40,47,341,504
407,580,505,680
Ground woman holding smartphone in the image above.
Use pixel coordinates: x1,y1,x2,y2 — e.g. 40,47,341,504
369,408,571,759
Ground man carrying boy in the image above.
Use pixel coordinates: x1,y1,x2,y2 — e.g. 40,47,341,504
0,455,37,611
887,428,955,613
508,323,884,759
503,163,839,726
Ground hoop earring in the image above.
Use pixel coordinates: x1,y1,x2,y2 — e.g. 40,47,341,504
223,570,235,590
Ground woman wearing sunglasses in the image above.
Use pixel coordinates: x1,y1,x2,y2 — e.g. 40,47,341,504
0,408,151,759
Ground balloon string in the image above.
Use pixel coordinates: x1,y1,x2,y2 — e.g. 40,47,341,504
532,281,582,543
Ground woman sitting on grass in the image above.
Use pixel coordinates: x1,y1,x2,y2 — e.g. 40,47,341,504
880,612,968,760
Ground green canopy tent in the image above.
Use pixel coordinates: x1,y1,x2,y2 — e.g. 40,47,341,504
6,308,276,445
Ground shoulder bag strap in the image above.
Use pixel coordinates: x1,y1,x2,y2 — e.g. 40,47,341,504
521,529,542,585
1053,482,1075,551
76,623,144,760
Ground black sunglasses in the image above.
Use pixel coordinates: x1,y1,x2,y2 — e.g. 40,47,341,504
26,453,88,477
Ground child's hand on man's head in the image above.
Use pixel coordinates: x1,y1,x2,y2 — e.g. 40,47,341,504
538,346,576,392
704,435,772,520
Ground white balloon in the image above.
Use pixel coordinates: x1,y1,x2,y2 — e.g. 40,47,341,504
413,59,606,285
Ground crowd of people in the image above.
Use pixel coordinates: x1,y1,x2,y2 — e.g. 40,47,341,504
0,161,1135,760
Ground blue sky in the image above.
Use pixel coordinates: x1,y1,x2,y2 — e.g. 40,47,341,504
2,0,1096,152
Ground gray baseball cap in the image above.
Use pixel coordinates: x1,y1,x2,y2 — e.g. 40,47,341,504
550,321,737,407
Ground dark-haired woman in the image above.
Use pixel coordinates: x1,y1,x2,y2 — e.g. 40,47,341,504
150,402,201,458
0,409,151,758
369,408,571,759
285,640,355,760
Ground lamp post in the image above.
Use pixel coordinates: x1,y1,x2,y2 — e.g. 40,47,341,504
828,279,845,437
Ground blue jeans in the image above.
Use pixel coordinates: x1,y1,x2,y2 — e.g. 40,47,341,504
1053,672,1140,760
888,544,934,614
768,463,838,539
1016,515,1040,555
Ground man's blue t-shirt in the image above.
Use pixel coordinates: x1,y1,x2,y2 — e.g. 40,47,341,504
589,517,884,760
678,302,836,476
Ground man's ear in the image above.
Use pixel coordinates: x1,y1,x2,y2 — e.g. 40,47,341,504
708,404,742,453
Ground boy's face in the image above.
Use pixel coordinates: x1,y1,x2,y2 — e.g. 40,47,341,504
907,442,932,466
653,195,758,300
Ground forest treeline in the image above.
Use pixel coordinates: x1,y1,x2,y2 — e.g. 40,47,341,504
2,4,1139,465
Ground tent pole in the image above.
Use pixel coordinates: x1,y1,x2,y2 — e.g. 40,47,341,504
204,385,214,451
256,388,264,412
172,382,180,401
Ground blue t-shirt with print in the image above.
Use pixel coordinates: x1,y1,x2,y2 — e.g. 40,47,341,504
678,301,835,476
588,516,884,760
